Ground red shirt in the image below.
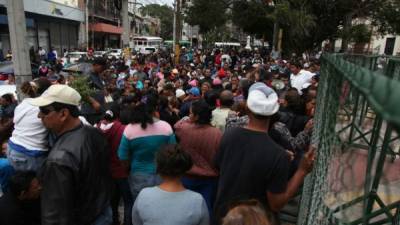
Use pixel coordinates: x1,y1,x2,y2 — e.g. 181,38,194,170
99,120,129,179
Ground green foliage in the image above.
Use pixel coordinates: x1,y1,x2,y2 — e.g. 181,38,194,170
201,26,233,48
185,0,228,33
343,24,372,44
140,4,174,40
69,76,95,103
371,0,400,35
274,0,317,54
231,0,275,40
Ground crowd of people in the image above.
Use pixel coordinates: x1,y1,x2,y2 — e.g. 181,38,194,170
0,46,320,225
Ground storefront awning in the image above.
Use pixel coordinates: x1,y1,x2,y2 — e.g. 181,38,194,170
89,23,123,34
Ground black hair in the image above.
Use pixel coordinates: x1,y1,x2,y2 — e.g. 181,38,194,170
8,171,36,197
239,79,254,100
1,93,13,103
285,89,305,115
130,103,154,129
220,91,234,108
191,99,212,125
50,102,80,118
156,144,193,177
36,78,52,95
292,61,302,69
92,57,107,67
104,103,120,121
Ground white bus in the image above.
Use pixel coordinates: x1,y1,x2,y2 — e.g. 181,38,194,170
215,42,241,48
130,36,163,54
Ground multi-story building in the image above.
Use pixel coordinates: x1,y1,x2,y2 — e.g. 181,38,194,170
88,0,122,50
181,0,200,46
0,0,84,56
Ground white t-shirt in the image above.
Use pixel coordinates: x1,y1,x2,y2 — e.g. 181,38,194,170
10,99,48,151
290,69,314,94
39,49,46,56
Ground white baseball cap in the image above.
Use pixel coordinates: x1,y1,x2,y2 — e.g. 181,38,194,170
29,84,81,107
247,82,279,116
175,89,185,98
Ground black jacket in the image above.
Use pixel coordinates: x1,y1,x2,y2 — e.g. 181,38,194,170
39,124,112,225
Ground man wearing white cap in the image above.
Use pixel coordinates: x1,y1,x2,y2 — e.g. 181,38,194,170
213,82,315,224
30,85,112,225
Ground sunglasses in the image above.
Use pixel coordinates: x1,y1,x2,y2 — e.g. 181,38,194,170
39,106,56,115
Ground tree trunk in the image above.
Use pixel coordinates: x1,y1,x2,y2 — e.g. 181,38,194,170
340,13,352,53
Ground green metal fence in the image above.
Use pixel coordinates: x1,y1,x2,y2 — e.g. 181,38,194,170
297,54,400,225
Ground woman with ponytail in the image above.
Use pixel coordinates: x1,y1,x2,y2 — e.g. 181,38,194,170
118,93,176,202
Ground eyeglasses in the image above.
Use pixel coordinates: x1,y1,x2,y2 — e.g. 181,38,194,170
39,106,56,115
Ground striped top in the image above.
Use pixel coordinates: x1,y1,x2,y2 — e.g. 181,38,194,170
118,120,176,174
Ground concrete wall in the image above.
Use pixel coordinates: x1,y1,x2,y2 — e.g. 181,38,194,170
0,0,84,22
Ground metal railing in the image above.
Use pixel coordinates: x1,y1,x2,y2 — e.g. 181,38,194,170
297,54,400,225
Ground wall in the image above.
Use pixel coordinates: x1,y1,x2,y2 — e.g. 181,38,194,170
0,0,84,22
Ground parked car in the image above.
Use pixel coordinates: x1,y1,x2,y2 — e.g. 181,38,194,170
0,61,39,80
107,49,122,59
62,52,88,65
93,51,108,58
62,62,92,75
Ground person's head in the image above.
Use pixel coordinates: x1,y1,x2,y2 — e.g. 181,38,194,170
204,68,212,78
231,75,239,87
20,81,37,98
175,89,186,101
190,99,212,125
201,82,211,95
29,85,81,134
9,171,41,200
246,83,280,122
92,57,107,74
0,93,14,106
187,87,201,98
290,62,302,75
156,144,193,178
129,103,154,129
238,79,254,100
283,88,304,114
220,90,234,108
104,103,120,122
7,74,15,84
223,200,271,225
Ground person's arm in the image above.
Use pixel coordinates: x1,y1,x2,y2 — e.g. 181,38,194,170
267,149,315,212
117,133,131,169
41,162,75,225
198,199,210,225
131,197,143,225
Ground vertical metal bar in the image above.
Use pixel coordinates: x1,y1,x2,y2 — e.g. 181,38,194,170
363,125,393,224
348,90,360,143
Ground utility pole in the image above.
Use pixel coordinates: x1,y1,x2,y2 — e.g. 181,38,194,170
85,0,90,51
174,0,181,65
121,0,129,48
6,0,32,99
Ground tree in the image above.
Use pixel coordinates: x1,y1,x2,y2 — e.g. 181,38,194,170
371,0,400,35
140,4,174,40
231,0,275,42
185,0,228,33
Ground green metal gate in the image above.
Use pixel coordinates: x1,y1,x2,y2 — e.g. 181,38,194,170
297,54,400,225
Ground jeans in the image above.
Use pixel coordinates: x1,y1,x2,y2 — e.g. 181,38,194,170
111,178,133,225
7,145,47,172
92,206,113,225
182,177,218,217
128,173,161,202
